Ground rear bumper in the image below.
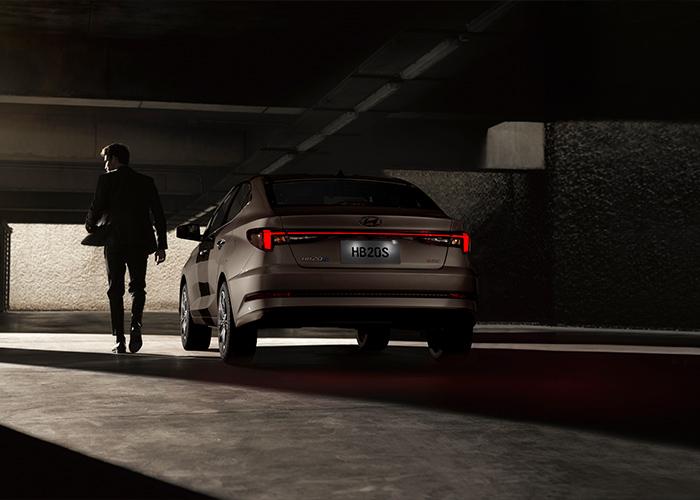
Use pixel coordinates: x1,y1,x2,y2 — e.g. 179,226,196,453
228,264,478,329
236,298,476,329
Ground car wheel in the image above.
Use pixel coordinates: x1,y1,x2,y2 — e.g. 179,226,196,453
356,327,390,351
426,325,473,360
180,283,211,351
218,281,257,364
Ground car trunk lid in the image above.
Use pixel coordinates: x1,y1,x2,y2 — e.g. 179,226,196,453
278,213,453,269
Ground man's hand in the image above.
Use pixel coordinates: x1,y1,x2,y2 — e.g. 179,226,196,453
155,249,166,265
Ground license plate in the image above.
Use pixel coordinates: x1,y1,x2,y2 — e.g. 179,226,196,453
340,240,400,264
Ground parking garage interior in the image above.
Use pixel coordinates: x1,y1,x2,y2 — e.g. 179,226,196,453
1,2,700,498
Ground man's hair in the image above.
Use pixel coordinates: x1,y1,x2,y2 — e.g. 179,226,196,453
101,143,130,165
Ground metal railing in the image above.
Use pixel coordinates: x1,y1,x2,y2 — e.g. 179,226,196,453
0,222,11,312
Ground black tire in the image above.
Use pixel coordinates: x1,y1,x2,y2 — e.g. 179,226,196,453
356,327,390,352
218,281,257,364
180,283,212,351
425,325,474,360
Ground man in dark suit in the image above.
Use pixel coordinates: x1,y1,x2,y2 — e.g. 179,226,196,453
85,143,167,354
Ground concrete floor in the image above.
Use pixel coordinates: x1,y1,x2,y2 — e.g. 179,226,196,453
1,332,700,499
4,311,700,346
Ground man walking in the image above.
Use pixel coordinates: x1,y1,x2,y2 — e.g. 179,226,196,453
85,143,167,353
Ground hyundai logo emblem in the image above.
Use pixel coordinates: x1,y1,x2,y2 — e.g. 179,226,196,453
359,216,382,227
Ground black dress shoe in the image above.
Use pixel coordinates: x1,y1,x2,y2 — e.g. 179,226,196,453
129,324,143,353
112,338,126,354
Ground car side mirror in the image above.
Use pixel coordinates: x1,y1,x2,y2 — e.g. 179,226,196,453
176,223,202,241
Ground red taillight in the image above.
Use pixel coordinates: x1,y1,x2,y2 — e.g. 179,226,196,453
462,232,470,254
247,228,285,252
262,229,273,251
247,228,470,254
418,232,470,254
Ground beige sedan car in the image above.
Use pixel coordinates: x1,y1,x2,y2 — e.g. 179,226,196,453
176,175,478,363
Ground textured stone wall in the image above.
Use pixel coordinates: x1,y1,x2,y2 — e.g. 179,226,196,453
390,120,700,331
385,169,552,323
9,224,198,311
546,121,700,329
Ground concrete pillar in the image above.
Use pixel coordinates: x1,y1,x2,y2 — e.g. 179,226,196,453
485,122,545,170
0,222,11,312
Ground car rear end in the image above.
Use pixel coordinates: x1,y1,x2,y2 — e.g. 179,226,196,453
232,176,478,334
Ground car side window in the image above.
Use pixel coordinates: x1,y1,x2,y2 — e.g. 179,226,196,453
225,182,251,222
204,187,239,238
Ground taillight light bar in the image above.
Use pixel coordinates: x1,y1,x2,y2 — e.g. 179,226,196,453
247,229,471,254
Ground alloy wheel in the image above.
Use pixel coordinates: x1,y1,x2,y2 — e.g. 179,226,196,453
180,286,189,340
218,287,229,352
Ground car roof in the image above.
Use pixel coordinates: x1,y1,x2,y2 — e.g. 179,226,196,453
259,173,414,185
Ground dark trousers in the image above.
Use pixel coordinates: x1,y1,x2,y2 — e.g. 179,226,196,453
105,247,149,336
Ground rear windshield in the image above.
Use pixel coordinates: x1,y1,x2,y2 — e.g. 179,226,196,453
267,179,441,210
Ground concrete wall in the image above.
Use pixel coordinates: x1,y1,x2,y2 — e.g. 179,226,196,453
546,121,700,330
390,120,700,330
9,224,198,311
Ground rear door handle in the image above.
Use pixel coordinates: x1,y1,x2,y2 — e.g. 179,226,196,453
216,239,226,249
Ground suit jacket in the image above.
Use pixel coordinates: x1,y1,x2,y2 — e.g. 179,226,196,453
85,166,167,254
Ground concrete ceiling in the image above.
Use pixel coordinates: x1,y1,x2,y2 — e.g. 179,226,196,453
0,1,699,227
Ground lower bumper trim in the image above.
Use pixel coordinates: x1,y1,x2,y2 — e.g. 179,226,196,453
244,306,476,330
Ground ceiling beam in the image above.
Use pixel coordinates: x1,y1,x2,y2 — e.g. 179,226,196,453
0,192,197,214
0,95,305,115
0,161,232,196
